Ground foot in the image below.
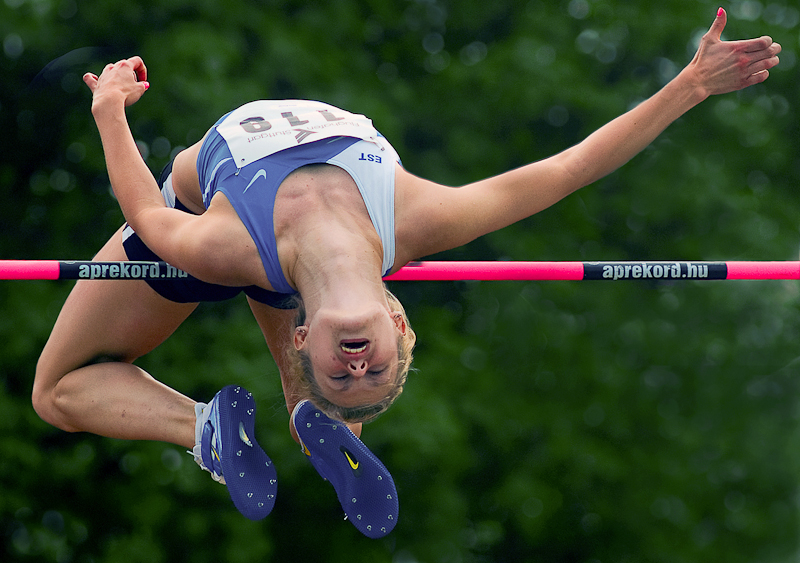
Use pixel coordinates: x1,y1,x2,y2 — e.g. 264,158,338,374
292,400,398,538
189,385,277,520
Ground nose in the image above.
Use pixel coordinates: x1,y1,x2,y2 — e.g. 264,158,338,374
347,360,368,377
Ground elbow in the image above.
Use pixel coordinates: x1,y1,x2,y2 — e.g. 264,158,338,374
555,149,592,195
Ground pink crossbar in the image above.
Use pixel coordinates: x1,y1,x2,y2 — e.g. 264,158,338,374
0,260,60,280
2,260,800,281
384,261,585,281
725,261,800,280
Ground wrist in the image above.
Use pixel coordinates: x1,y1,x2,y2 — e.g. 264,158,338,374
674,65,710,106
90,92,127,119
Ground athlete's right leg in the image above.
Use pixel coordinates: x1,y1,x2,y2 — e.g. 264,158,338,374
33,226,200,448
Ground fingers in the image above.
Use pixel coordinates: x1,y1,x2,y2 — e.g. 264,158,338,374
746,69,770,87
691,8,781,95
91,57,150,90
743,40,781,73
720,33,781,77
741,42,780,86
83,72,98,92
127,56,148,82
84,57,150,108
740,35,781,54
748,53,781,77
98,57,148,82
707,7,727,41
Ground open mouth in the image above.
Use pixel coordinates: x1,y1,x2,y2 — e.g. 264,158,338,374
340,340,368,354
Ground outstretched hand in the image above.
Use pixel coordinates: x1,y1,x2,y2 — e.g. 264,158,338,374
83,56,149,111
688,8,781,98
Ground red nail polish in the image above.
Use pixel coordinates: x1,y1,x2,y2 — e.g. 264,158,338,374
717,7,724,17
144,82,150,90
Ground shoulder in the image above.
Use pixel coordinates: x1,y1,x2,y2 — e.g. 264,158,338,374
170,140,206,213
176,196,272,288
392,167,469,266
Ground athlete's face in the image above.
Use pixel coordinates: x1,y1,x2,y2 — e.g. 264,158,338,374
294,303,406,408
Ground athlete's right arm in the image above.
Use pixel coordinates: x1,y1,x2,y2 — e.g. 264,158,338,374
394,10,780,263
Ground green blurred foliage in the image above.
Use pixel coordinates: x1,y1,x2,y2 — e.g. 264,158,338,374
2,0,800,561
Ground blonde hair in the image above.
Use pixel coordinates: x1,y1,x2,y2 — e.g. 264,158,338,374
288,286,416,423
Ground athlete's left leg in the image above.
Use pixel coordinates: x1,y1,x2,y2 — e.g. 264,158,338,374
33,227,199,447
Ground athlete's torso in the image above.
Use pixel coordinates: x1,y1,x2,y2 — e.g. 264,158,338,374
177,100,400,293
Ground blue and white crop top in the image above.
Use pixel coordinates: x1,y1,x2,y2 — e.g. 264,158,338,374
196,100,399,294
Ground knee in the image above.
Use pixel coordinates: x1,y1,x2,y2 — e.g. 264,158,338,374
31,384,62,430
32,353,114,432
31,361,69,431
33,353,123,431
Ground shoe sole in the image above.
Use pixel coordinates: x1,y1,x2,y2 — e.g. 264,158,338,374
217,385,277,520
294,401,398,538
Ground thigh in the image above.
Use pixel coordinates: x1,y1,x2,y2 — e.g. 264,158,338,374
36,227,199,386
246,298,298,404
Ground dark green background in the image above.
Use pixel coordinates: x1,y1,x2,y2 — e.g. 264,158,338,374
2,1,799,561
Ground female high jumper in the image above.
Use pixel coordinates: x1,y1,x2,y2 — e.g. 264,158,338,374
32,9,780,537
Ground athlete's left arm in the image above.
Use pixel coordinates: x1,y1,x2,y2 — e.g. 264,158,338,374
84,57,166,229
83,57,246,283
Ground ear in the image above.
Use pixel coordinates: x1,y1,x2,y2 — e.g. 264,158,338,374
294,326,309,350
392,312,407,336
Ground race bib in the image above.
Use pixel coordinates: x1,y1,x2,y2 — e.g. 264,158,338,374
216,100,381,168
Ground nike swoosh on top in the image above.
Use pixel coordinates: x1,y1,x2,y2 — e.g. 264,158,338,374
244,169,267,193
342,447,360,470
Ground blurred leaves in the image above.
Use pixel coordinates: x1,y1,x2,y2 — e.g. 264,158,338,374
2,0,800,561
